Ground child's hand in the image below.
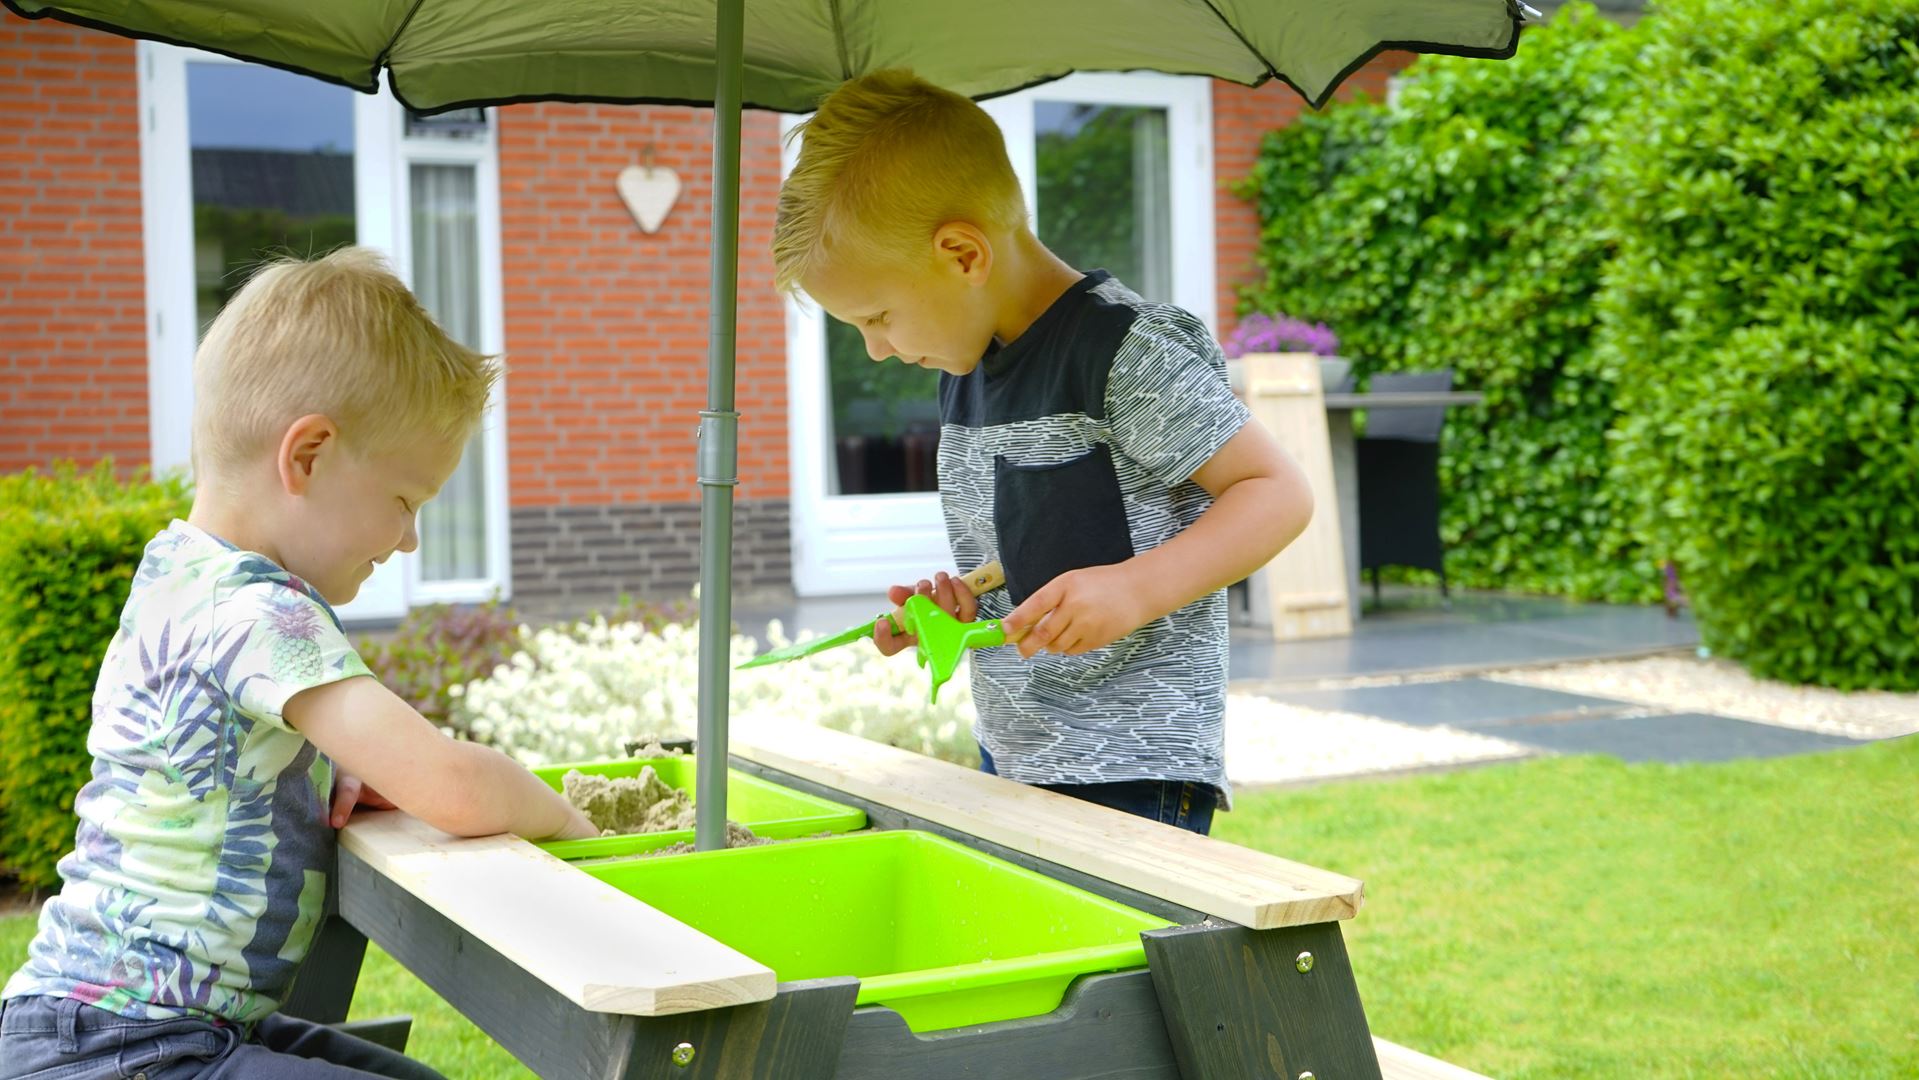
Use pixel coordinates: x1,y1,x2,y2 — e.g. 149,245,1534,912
1002,563,1150,659
329,772,398,829
874,570,979,657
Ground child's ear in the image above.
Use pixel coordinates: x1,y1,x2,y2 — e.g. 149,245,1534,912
277,414,339,496
932,222,992,283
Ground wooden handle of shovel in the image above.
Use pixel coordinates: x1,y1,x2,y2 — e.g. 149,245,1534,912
956,560,1005,597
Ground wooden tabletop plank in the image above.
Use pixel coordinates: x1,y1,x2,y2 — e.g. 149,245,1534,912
340,810,776,1016
729,723,1365,930
1374,1036,1495,1079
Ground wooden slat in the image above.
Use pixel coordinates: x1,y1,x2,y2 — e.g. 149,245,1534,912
339,810,776,1016
1374,1037,1494,1080
729,722,1364,929
1241,352,1353,641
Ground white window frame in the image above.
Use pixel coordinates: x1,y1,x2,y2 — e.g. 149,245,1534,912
376,105,513,607
136,43,510,620
984,72,1218,330
781,73,1215,597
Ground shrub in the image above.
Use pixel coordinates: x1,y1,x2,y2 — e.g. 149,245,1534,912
358,595,696,743
1238,4,1655,601
452,613,979,768
0,462,192,889
357,600,525,741
1595,0,1919,688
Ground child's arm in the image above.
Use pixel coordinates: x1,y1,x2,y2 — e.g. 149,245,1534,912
1002,422,1311,658
286,677,599,841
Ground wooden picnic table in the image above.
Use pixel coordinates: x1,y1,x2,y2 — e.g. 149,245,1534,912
279,723,1424,1078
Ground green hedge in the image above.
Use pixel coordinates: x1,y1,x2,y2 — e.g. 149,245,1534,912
0,462,192,888
1238,3,1655,603
1241,0,1919,687
1596,0,1919,689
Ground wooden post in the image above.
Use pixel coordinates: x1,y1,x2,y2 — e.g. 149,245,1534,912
1235,353,1353,639
1144,920,1381,1079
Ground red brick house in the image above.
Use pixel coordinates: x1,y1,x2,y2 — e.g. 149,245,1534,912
0,11,1412,621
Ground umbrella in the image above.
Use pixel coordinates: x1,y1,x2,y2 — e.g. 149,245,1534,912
4,0,1528,850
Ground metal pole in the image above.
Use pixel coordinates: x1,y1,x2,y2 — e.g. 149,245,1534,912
694,0,746,852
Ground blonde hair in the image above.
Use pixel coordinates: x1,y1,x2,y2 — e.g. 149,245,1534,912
191,246,499,480
774,69,1027,293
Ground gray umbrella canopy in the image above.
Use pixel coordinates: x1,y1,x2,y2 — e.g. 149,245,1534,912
5,0,1522,112
7,0,1525,849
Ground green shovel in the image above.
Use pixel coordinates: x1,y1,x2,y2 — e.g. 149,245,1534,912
737,561,1005,677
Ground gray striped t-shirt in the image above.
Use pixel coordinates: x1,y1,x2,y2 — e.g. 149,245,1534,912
937,271,1251,802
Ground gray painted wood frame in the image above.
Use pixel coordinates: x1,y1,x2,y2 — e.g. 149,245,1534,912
1145,921,1383,1078
286,768,1385,1078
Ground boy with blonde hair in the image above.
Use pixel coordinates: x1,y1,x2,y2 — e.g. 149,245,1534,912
0,247,596,1080
777,70,1315,834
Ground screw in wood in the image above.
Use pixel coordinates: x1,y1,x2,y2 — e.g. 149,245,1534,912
1295,951,1315,974
671,1042,696,1067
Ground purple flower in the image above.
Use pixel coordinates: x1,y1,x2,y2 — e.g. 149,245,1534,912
1220,312,1339,358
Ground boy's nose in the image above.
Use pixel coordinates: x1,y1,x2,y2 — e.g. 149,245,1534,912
398,518,420,555
861,328,891,363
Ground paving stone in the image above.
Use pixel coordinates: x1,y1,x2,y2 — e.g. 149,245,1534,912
1264,678,1630,729
1496,712,1871,763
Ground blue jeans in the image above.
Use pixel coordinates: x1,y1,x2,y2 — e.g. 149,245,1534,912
0,995,445,1080
978,746,1218,835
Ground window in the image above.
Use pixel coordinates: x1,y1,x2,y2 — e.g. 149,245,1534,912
141,45,509,620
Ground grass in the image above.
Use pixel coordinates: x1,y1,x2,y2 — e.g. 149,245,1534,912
1214,735,1919,1078
3,735,1913,1078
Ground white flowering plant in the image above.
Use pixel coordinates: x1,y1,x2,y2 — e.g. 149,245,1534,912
448,610,980,768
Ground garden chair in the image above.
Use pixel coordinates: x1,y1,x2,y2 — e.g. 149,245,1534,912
1357,368,1454,606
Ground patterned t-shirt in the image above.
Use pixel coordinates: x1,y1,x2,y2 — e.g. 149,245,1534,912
938,271,1251,801
3,521,371,1023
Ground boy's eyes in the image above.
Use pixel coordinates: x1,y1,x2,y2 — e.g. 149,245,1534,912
864,313,888,327
398,497,415,513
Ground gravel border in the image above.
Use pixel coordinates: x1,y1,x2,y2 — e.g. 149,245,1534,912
1225,693,1535,787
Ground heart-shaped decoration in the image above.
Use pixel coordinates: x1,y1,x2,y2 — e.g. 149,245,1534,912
617,164,682,234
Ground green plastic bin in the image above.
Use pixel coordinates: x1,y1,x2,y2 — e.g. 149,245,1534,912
582,829,1171,1031
532,756,865,860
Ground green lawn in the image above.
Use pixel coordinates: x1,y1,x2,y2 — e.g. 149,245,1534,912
3,734,1914,1078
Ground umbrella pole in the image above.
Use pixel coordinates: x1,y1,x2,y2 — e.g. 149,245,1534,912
694,0,747,852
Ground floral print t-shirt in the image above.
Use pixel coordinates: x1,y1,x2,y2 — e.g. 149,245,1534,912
3,520,371,1024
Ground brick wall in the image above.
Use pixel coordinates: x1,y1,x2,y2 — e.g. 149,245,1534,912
1211,54,1416,339
496,103,788,507
495,104,791,609
509,500,792,619
0,14,146,474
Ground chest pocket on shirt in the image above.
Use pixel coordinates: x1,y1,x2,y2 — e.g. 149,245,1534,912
994,443,1137,606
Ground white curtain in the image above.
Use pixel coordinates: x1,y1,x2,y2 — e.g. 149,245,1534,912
1131,108,1172,304
410,164,489,583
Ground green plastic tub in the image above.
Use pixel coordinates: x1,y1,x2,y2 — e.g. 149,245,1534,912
532,756,865,860
582,829,1171,1031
